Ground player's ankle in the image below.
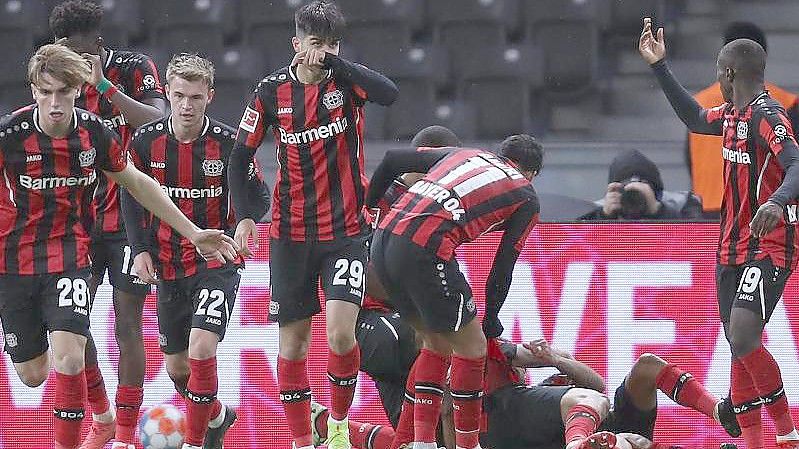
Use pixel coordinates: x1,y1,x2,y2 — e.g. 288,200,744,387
93,408,115,424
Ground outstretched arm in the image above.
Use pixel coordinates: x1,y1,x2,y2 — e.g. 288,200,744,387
639,17,724,135
324,54,398,106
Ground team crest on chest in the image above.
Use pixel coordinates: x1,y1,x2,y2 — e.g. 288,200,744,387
736,121,748,139
79,147,96,167
323,90,344,110
202,159,224,177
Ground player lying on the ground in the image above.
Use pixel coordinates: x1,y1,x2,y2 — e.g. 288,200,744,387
308,337,740,449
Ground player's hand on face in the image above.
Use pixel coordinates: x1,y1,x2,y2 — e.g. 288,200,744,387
750,200,783,238
603,182,623,217
291,50,307,68
81,53,104,86
191,229,240,263
638,17,666,65
132,251,158,284
234,218,259,258
523,338,558,367
304,48,327,68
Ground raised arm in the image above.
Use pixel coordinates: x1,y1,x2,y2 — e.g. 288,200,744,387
324,54,398,106
511,339,606,392
639,18,724,135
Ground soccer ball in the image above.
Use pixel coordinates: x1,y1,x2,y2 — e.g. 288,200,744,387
139,403,186,449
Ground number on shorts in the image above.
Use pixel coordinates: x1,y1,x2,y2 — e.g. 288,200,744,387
332,258,364,288
57,277,89,307
121,245,135,275
196,289,225,318
737,266,763,294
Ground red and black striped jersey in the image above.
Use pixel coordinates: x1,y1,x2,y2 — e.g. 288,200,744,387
699,92,799,268
378,149,539,261
125,116,268,280
0,105,127,274
76,48,164,235
232,56,398,242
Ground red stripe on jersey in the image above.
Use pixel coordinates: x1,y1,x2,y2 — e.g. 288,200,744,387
311,84,333,239
278,83,306,240
177,142,196,277
47,138,71,273
204,138,223,230
18,134,42,273
151,135,175,279
410,214,446,249
0,150,8,273
244,95,267,149
335,98,362,237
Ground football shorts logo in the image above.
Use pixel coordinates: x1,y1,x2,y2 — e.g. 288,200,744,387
158,333,167,347
736,121,748,139
239,106,260,133
269,301,279,315
322,90,344,110
79,147,96,167
5,333,17,348
202,159,224,177
466,298,476,313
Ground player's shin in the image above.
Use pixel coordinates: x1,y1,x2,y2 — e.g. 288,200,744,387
413,349,449,447
391,361,418,449
731,358,764,449
328,344,360,420
450,354,485,449
184,357,219,446
114,385,143,444
279,356,314,449
739,346,798,441
655,363,718,418
54,370,88,449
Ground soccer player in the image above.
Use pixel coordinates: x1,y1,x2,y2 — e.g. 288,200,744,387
121,53,268,449
366,135,542,449
0,43,236,449
228,2,397,448
49,2,168,446
639,17,799,449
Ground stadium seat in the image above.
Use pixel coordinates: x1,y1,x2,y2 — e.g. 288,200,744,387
0,29,33,86
458,43,542,139
98,0,142,46
428,0,518,31
154,27,225,55
523,0,606,28
0,81,34,112
345,22,413,66
143,0,237,48
240,0,300,28
363,102,387,140
336,0,424,31
437,23,508,77
724,1,799,33
609,0,665,36
206,47,269,126
245,23,297,69
0,1,51,42
384,78,437,141
532,21,598,94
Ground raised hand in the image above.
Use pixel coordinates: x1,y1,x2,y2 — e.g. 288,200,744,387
638,17,665,65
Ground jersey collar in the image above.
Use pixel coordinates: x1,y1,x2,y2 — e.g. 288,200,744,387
32,107,78,135
288,65,333,84
167,115,210,140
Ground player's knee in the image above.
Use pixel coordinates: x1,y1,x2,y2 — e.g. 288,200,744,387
562,388,610,418
728,332,760,357
327,327,356,354
114,323,143,349
631,353,667,378
188,340,217,361
52,351,85,375
17,367,48,387
166,360,190,389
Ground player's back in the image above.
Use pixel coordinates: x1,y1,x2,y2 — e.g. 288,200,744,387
719,92,799,268
380,149,536,260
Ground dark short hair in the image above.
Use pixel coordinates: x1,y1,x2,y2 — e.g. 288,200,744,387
295,0,346,42
49,0,103,39
411,125,461,148
498,134,543,173
724,22,767,53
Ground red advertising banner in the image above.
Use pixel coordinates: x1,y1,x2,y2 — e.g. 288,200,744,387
2,223,798,448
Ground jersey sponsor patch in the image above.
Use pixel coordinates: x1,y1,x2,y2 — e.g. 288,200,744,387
239,107,260,133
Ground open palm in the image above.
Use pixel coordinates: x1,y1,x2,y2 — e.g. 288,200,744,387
638,17,666,64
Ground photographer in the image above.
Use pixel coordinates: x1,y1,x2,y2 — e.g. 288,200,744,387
580,150,702,220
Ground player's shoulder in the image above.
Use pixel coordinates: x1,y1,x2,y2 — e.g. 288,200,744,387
752,92,788,119
254,66,292,93
206,117,237,143
75,107,114,132
0,105,36,143
106,48,156,69
131,117,168,143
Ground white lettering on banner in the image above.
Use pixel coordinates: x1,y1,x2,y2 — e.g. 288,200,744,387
605,263,687,398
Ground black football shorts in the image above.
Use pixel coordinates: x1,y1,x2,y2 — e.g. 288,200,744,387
268,235,369,324
0,268,93,363
716,257,791,323
370,229,476,333
90,233,150,296
157,264,241,354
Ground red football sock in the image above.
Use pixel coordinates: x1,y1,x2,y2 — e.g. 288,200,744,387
115,385,143,443
54,371,87,449
731,358,764,449
564,404,601,444
450,354,485,449
84,364,111,416
279,356,313,448
655,363,718,418
328,344,360,421
413,349,449,445
740,345,796,437
185,357,218,446
351,420,395,449
390,361,418,449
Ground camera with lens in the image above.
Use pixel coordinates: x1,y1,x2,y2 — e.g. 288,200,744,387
619,176,653,219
